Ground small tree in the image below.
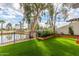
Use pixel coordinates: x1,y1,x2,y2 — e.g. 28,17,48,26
69,26,74,35
6,23,12,30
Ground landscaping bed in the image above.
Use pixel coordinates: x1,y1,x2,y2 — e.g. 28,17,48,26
37,35,55,40
36,29,54,40
37,34,79,40
57,34,79,38
57,34,76,38
36,28,79,40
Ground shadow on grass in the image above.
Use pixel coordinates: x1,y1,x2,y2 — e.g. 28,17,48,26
42,38,79,56
0,40,45,56
0,37,79,56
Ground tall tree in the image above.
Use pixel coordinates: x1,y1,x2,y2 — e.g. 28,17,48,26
20,3,34,38
47,4,54,31
0,20,5,44
52,4,70,34
20,3,54,38
19,21,23,31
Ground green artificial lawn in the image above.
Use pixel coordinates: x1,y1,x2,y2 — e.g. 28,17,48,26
0,37,79,56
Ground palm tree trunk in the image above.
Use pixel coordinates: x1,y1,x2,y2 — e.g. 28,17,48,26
20,22,22,31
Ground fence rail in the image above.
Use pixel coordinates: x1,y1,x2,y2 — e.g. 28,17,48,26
0,32,32,46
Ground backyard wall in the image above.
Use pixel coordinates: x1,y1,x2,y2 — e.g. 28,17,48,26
56,21,79,35
56,24,69,35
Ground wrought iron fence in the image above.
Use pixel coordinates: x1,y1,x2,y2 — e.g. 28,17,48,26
0,32,30,46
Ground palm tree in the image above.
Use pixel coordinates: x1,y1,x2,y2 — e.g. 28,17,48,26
19,21,22,31
6,23,12,30
0,20,5,44
15,24,19,30
22,17,26,30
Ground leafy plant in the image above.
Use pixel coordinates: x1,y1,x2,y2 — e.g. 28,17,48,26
37,29,54,37
69,26,74,35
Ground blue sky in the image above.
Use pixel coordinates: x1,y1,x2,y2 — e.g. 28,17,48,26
0,3,23,28
0,3,79,28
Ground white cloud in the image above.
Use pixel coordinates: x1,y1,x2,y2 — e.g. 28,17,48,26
1,15,16,19
39,22,49,28
0,4,23,27
56,22,70,28
12,3,20,10
0,4,23,20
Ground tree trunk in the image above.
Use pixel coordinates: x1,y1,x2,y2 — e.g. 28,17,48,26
28,22,32,38
1,23,3,44
53,14,57,36
50,17,54,31
30,15,38,38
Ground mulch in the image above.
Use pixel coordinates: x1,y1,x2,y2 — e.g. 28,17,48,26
37,34,79,40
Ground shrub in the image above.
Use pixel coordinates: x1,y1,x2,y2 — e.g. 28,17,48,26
37,29,54,37
69,26,74,35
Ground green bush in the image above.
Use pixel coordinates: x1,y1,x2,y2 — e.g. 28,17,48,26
37,29,54,37
69,27,74,35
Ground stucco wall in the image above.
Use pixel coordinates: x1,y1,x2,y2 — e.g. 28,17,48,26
56,21,79,35
71,21,79,35
56,25,69,34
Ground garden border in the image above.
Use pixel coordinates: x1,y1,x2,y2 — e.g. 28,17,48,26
37,34,79,40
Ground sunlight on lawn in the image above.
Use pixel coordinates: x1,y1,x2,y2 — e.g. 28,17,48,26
34,40,51,55
0,37,79,56
56,38,78,46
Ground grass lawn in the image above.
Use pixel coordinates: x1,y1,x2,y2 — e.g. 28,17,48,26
0,37,79,56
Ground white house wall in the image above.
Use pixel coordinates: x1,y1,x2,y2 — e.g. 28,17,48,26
71,21,79,35
56,21,79,35
56,25,69,34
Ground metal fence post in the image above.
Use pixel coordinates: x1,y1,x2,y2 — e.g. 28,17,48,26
14,32,16,44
